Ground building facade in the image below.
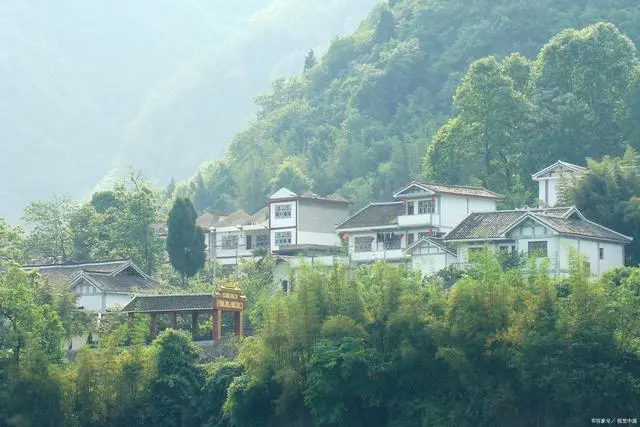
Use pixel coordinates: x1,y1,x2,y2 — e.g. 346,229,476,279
22,259,163,313
532,160,586,207
443,206,631,277
335,182,502,267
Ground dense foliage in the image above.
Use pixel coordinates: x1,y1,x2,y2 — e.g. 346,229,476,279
1,249,639,426
563,147,640,264
21,171,164,274
180,0,640,215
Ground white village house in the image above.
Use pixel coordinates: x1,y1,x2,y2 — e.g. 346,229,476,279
22,259,163,313
335,182,503,269
532,160,586,207
334,161,631,278
442,206,631,277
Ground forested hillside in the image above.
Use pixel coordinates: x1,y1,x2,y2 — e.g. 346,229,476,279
186,0,640,215
0,0,376,221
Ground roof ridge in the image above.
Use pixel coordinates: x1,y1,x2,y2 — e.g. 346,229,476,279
22,258,131,269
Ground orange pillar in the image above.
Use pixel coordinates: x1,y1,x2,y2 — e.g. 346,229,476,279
234,311,243,337
212,309,222,341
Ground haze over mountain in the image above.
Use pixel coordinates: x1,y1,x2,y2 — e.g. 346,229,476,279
0,0,377,222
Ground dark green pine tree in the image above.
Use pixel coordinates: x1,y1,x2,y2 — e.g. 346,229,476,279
167,197,206,286
303,49,317,73
193,172,208,213
373,8,395,44
165,177,176,201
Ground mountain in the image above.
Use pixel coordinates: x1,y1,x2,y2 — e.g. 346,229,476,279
0,0,377,222
186,0,640,215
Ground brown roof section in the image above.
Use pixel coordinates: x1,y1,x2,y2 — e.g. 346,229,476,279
196,212,227,229
395,181,504,200
336,202,405,230
216,210,252,227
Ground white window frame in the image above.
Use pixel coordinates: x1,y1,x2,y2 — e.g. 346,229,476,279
275,204,292,219
354,237,373,252
222,235,239,250
418,199,435,214
255,234,269,248
527,241,548,258
275,231,292,246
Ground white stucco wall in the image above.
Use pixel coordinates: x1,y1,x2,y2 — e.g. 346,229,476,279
411,252,451,276
105,293,133,311
297,231,341,247
439,195,497,229
77,294,104,312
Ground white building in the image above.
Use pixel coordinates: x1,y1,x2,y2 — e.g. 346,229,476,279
335,182,503,270
206,188,351,268
443,206,632,277
206,208,270,266
23,259,163,313
268,188,351,256
532,160,586,207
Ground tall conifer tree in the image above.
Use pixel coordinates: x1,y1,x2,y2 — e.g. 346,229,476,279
167,198,205,286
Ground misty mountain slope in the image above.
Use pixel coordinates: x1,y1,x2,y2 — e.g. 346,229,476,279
113,0,378,188
0,0,375,221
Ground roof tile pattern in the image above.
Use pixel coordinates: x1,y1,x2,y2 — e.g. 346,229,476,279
336,202,404,230
122,294,214,312
445,207,631,243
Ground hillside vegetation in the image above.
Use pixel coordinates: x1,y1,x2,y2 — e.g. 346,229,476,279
186,0,640,215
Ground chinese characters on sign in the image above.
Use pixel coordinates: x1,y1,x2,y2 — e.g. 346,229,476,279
591,418,638,424
216,299,244,310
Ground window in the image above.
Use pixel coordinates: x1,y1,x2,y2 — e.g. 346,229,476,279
407,201,415,215
377,232,401,250
407,233,414,245
528,241,548,258
354,237,373,252
468,247,483,259
255,234,269,248
275,231,292,246
499,246,509,253
282,280,289,293
599,247,604,260
275,204,292,219
245,235,252,250
222,235,238,250
418,199,435,214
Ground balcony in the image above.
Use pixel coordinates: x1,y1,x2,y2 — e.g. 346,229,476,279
397,213,440,228
350,249,407,263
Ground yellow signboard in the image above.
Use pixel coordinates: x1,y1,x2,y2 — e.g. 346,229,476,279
222,292,239,300
216,299,244,310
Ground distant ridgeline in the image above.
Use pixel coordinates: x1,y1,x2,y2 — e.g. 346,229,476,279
179,0,640,220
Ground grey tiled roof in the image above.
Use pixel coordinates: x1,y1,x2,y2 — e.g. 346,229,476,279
84,273,158,292
444,211,524,240
336,202,404,230
396,181,504,199
217,210,252,227
24,260,132,284
23,259,163,293
121,294,214,313
444,207,631,243
539,216,631,243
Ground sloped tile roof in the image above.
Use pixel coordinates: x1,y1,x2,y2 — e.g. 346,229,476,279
121,294,214,313
395,181,503,199
444,207,631,243
217,210,252,227
84,273,159,293
444,211,525,240
336,202,404,230
23,259,132,284
537,216,631,243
